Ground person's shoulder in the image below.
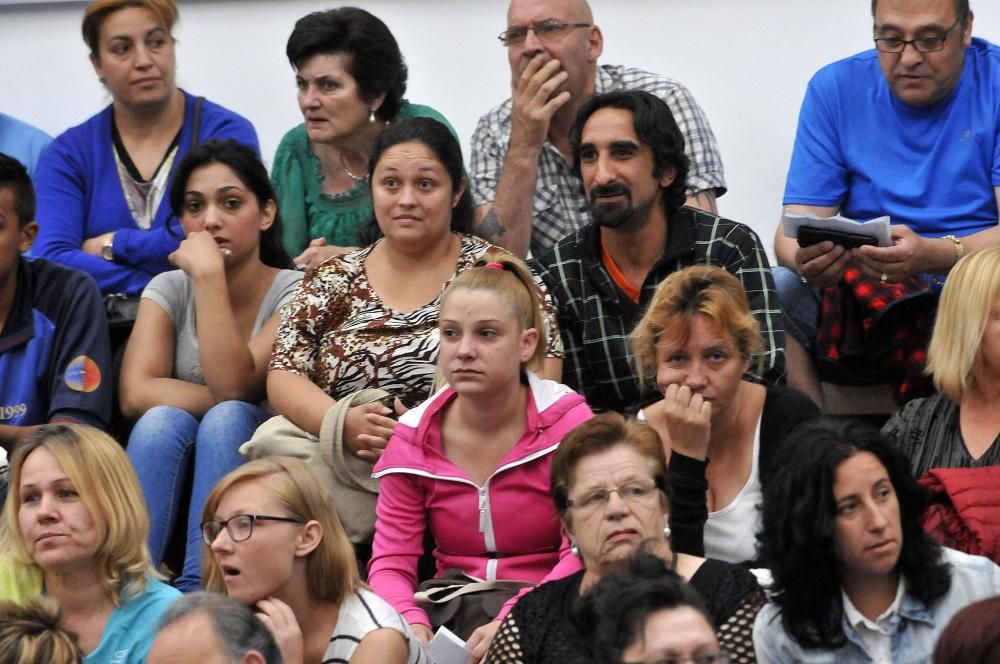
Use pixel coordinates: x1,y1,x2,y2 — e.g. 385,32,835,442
399,101,452,126
193,93,254,125
534,227,592,271
0,113,51,142
275,123,310,155
473,97,515,134
25,258,102,309
807,48,882,92
939,546,1000,575
46,104,113,151
601,63,688,95
685,207,760,242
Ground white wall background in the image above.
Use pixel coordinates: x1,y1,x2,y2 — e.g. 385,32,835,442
2,0,998,261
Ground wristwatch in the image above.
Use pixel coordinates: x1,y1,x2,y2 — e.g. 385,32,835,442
101,232,116,262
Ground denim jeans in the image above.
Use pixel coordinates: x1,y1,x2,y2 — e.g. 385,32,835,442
127,401,268,592
772,265,821,349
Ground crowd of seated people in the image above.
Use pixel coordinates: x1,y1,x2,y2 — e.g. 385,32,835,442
2,0,999,662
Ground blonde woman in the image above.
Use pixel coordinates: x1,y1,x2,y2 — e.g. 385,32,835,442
201,457,427,664
883,247,1000,478
0,424,179,663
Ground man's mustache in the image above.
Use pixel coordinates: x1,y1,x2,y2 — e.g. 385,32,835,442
589,184,631,200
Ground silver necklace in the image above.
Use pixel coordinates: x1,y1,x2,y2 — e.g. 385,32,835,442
338,151,365,182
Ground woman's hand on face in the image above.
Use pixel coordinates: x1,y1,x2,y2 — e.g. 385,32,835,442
410,622,434,645
169,230,227,278
293,237,358,272
256,597,304,664
661,384,712,460
344,401,398,463
465,620,501,663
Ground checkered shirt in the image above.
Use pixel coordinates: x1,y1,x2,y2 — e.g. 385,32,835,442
532,207,785,414
471,64,726,257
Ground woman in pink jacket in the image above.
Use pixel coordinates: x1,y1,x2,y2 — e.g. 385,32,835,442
369,254,593,659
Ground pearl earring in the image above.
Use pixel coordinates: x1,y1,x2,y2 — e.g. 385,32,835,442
663,523,672,539
369,108,376,123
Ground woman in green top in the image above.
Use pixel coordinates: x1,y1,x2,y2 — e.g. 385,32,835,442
272,7,457,271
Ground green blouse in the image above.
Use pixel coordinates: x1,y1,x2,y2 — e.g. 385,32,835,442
271,101,457,257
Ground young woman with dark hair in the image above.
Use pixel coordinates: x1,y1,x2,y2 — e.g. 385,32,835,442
754,417,1000,662
121,140,302,592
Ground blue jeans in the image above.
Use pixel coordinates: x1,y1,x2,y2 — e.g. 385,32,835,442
772,266,821,349
127,401,268,592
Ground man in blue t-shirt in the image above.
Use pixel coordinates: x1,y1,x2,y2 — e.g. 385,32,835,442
0,154,111,458
773,0,1000,405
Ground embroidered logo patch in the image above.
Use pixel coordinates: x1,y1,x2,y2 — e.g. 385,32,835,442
64,356,102,393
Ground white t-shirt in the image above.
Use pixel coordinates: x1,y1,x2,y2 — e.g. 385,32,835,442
324,588,429,663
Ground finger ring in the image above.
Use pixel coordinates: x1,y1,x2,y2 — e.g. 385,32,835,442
880,272,888,284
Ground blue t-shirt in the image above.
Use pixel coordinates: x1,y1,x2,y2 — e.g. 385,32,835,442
784,37,1000,238
84,578,180,664
0,258,111,430
0,113,52,177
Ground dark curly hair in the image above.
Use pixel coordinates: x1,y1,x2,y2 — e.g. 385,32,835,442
581,548,712,663
168,139,292,270
570,90,690,221
756,417,951,650
285,7,408,122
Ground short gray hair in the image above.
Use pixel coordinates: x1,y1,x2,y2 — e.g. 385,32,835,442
155,593,283,663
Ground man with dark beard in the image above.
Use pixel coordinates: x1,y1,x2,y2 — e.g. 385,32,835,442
533,91,783,413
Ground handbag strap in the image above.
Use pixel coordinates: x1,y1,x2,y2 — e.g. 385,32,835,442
190,96,205,147
415,579,533,605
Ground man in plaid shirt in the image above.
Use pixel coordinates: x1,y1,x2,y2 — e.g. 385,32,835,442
533,91,784,414
471,0,725,259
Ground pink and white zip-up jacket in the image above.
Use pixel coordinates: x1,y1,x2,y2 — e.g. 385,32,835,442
368,372,593,628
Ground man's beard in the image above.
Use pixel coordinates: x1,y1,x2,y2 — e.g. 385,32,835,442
589,184,634,229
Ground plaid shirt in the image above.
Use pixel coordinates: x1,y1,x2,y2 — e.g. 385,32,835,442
532,207,785,413
471,64,726,257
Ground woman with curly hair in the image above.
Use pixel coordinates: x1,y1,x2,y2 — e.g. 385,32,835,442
754,418,1000,663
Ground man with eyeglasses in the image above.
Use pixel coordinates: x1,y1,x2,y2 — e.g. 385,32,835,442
773,0,999,406
469,0,725,259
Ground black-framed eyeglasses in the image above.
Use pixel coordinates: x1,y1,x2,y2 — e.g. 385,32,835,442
873,17,962,53
566,481,658,514
621,652,730,664
498,20,592,47
201,514,305,544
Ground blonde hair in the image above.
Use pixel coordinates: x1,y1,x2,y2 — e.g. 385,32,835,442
631,264,763,387
926,247,1000,402
82,0,178,58
441,252,546,372
201,457,361,605
0,424,158,606
0,597,83,664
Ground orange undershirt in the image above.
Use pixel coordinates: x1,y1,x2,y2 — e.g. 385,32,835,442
601,235,640,304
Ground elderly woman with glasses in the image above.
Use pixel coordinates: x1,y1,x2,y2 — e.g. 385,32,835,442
484,413,764,664
200,457,427,664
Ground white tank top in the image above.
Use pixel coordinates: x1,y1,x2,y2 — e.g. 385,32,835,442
702,414,762,564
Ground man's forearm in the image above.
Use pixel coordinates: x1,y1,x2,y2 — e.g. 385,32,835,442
476,145,543,258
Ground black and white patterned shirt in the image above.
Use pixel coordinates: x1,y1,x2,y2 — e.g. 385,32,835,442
471,64,726,257
532,207,785,414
